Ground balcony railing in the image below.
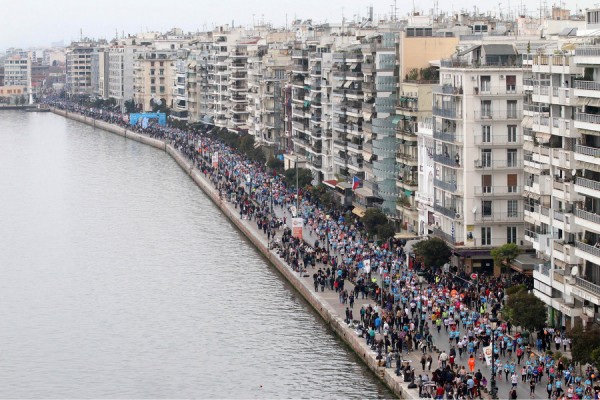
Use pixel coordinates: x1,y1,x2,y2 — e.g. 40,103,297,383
474,160,522,169
475,212,524,222
474,110,523,120
576,240,600,259
433,107,459,118
432,228,456,244
575,276,600,296
474,186,522,195
576,112,600,125
433,154,460,168
576,144,600,157
434,203,458,219
434,178,461,193
575,177,600,192
433,131,462,143
576,208,600,225
575,46,600,57
574,80,600,91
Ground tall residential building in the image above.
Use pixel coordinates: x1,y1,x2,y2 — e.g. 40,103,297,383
3,55,30,87
524,48,584,328
91,47,109,99
290,48,312,168
431,42,525,276
66,42,95,95
133,50,176,111
107,42,138,111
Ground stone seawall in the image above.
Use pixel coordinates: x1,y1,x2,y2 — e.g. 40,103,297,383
52,109,414,399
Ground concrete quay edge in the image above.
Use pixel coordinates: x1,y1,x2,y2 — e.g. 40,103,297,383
51,109,417,399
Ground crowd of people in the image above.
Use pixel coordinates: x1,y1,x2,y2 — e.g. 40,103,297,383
45,98,599,400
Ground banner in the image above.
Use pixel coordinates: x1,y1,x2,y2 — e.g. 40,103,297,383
363,259,371,273
483,345,493,367
212,152,219,168
291,218,303,239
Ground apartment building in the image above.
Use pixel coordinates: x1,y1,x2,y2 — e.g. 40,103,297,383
107,43,138,111
3,55,30,87
91,47,109,99
431,42,525,275
66,42,95,95
397,28,458,233
133,50,176,112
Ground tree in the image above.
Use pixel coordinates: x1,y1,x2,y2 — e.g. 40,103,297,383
569,325,600,368
504,290,547,332
412,237,452,269
377,223,396,241
124,99,136,113
267,157,284,174
361,208,389,237
284,167,312,188
490,243,520,273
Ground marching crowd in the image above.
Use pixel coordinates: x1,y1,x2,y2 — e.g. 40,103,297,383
45,99,599,400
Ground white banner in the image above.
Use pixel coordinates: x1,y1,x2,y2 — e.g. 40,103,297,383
212,152,219,168
483,345,493,367
291,218,303,239
363,259,371,273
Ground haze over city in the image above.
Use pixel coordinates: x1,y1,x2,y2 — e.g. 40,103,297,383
1,0,598,50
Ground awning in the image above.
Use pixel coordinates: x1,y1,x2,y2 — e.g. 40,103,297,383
577,97,591,106
352,206,366,217
521,116,533,128
350,63,358,70
524,165,541,174
395,232,420,239
391,115,403,124
590,98,600,107
343,81,353,88
354,187,374,198
457,44,481,57
323,179,338,189
363,112,372,120
404,189,413,196
536,132,551,143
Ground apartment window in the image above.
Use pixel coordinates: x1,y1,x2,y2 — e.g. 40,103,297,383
507,100,518,118
507,200,518,217
151,78,155,84
482,200,492,216
482,175,492,193
507,226,517,244
508,125,517,142
151,61,155,67
480,75,491,92
482,125,491,143
507,174,518,192
150,69,155,76
159,69,164,76
159,61,164,67
506,75,516,93
481,149,492,167
159,86,165,93
481,100,492,118
507,149,517,167
150,86,156,94
481,227,491,245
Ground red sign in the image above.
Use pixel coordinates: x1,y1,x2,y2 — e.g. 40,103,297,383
471,273,478,280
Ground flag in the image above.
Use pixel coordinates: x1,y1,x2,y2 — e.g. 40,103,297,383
352,175,361,191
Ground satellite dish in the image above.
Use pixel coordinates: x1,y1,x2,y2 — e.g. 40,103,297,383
571,266,579,277
295,29,303,40
155,98,162,106
472,206,477,214
572,169,577,176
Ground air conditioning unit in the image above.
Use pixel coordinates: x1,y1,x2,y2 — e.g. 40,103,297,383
499,75,505,79
455,213,462,219
474,160,483,168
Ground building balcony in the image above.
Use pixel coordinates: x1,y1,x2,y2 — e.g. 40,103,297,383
474,135,523,146
474,212,524,223
473,185,522,196
575,208,600,234
575,112,600,132
434,203,459,219
474,159,522,169
575,240,600,266
575,144,600,165
473,110,523,120
434,178,462,194
573,276,600,299
431,227,456,245
433,130,462,143
575,177,600,199
433,154,461,168
433,106,460,119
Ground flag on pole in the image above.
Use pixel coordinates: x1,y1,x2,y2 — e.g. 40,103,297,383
352,175,361,191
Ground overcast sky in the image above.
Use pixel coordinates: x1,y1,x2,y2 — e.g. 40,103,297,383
1,0,596,51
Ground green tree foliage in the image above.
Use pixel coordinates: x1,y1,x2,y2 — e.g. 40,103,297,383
412,237,452,268
267,157,284,174
490,243,520,271
569,325,600,368
377,223,396,241
284,167,312,188
361,208,389,237
504,290,547,332
124,99,137,113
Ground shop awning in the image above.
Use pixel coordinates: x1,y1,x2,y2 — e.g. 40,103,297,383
350,63,359,70
394,232,420,239
343,81,353,88
352,206,366,217
577,97,591,106
323,179,338,189
521,116,533,128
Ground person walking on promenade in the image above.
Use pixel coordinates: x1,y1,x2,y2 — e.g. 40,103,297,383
468,354,476,373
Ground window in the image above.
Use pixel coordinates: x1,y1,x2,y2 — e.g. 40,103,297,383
480,75,491,92
482,200,492,216
159,69,164,76
151,78,155,84
506,75,516,93
482,175,492,193
507,226,517,244
481,149,492,167
507,174,518,192
159,86,165,93
150,69,155,76
150,86,156,94
507,100,517,118
482,125,491,143
481,100,492,118
508,125,517,142
151,61,155,67
507,149,517,167
507,200,518,217
481,227,491,245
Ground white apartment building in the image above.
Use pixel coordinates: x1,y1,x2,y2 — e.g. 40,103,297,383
66,42,95,95
133,50,176,112
432,42,525,275
4,55,30,87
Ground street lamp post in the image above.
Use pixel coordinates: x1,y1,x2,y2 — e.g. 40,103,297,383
489,317,499,399
295,154,299,216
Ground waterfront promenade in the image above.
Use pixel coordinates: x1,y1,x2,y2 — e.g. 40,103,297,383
48,104,598,400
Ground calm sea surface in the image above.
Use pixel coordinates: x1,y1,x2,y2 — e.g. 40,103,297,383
0,111,394,399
